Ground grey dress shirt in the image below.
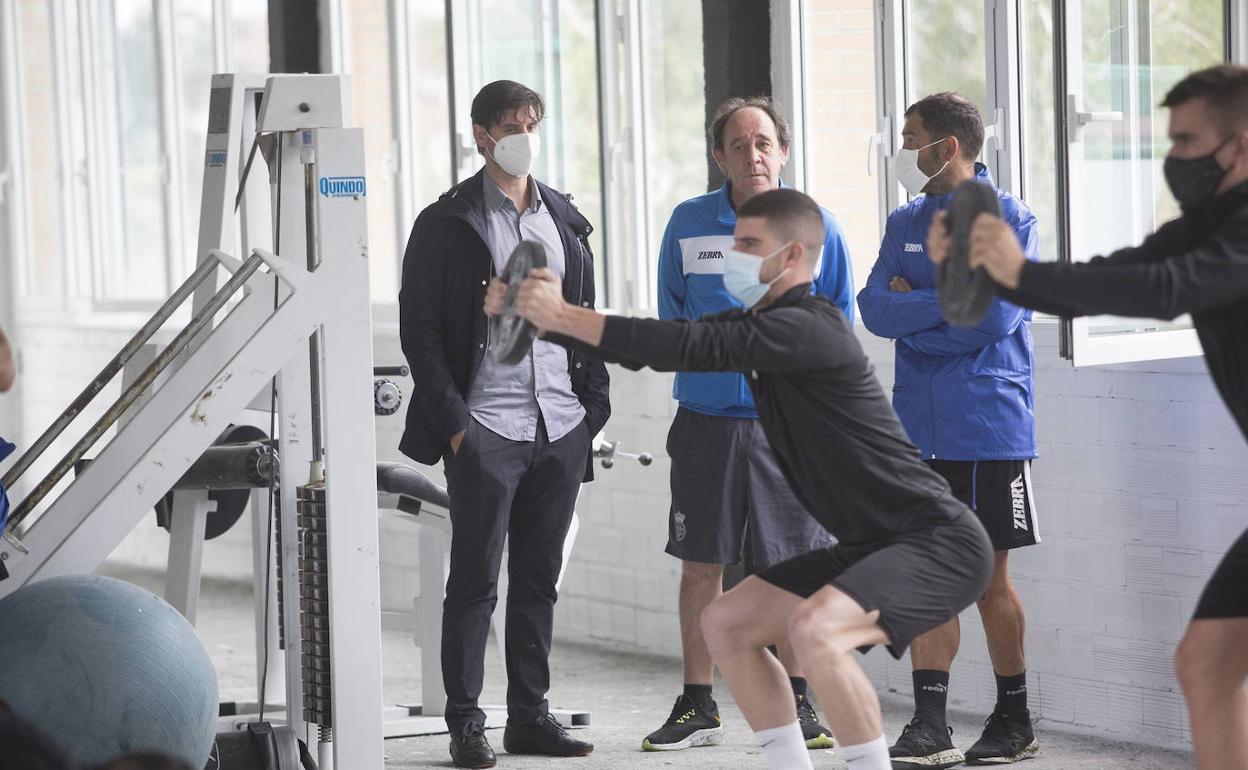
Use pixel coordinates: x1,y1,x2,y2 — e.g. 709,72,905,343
466,174,586,442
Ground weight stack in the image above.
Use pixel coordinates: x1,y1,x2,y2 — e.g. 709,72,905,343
297,481,332,729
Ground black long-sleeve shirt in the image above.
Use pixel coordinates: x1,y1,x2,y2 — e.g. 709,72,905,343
555,286,967,546
1002,182,1248,439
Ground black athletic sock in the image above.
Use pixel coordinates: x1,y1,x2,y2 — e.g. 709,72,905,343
912,670,950,728
683,683,716,714
789,677,808,699
995,672,1028,716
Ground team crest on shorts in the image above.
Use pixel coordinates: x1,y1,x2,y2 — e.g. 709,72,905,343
674,511,687,541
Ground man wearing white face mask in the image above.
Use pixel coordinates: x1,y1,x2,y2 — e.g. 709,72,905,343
858,92,1041,768
643,97,853,753
399,80,610,768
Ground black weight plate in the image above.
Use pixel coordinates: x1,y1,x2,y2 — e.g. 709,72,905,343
938,180,1001,327
151,424,268,540
491,240,548,365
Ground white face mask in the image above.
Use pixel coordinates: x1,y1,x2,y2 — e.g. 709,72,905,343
486,131,541,178
894,137,950,196
722,243,792,308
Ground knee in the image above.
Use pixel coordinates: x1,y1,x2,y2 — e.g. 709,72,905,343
1175,632,1218,698
787,602,851,661
700,595,742,652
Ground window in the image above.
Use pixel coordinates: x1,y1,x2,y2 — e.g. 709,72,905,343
1061,0,1227,364
639,0,705,310
1020,0,1060,262
906,1,990,117
14,0,63,300
5,0,271,316
343,0,401,300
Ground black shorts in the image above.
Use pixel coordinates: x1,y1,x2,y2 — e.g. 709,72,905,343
756,510,993,658
928,459,1040,551
1193,526,1248,619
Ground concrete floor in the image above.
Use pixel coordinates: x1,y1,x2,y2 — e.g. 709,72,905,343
105,567,1192,769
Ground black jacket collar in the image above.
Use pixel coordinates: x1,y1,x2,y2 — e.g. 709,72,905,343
436,169,592,237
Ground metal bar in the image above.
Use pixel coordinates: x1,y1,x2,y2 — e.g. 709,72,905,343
5,252,266,529
1,256,223,490
303,156,325,462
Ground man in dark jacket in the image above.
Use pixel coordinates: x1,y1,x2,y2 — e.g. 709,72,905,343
859,93,1041,767
499,188,993,770
398,80,610,769
928,64,1248,770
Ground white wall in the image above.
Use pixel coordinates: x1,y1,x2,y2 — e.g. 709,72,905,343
9,317,1244,746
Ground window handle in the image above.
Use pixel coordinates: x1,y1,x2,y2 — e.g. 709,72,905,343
1067,94,1123,143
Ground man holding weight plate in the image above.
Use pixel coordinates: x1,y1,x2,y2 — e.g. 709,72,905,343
928,64,1248,770
398,80,610,769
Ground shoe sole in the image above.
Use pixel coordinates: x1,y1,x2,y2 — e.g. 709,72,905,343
450,754,496,769
891,748,966,769
965,739,1039,764
805,733,836,750
641,727,725,751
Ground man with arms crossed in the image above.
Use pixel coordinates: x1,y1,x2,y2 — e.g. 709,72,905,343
858,92,1041,767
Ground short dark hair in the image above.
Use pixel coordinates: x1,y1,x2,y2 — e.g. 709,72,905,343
736,188,825,257
1162,64,1248,130
710,96,792,152
904,92,984,161
470,80,544,131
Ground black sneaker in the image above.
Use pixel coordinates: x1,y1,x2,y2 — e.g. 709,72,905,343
641,694,724,751
449,722,496,769
503,713,593,757
889,716,965,769
796,694,836,749
964,711,1038,764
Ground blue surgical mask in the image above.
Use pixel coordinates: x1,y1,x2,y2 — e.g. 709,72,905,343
722,243,791,308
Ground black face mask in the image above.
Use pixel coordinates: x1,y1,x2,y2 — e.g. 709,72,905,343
1163,134,1237,211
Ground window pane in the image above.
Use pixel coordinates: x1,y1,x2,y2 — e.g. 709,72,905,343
806,0,882,292
1072,0,1225,339
906,0,988,118
462,0,606,293
641,0,705,307
345,0,400,301
105,0,167,301
16,0,64,298
407,2,452,206
1021,0,1060,263
233,0,270,73
177,1,215,271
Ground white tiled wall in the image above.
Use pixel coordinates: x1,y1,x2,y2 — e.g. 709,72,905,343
9,317,1245,746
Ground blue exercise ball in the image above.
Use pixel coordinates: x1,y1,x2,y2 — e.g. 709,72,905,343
0,574,218,767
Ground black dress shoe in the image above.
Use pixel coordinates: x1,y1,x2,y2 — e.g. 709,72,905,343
449,722,496,768
503,713,594,757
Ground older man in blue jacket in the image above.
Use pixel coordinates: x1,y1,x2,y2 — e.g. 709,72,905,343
858,92,1040,769
641,97,854,754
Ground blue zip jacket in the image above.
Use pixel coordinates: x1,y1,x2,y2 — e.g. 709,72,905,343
0,436,13,531
658,182,855,417
858,164,1038,460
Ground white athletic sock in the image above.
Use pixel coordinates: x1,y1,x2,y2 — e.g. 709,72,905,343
754,721,814,770
836,734,891,770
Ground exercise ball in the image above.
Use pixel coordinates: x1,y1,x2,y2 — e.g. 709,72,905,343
0,575,218,767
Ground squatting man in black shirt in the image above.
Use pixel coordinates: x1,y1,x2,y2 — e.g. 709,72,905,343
928,63,1248,770
488,188,994,770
